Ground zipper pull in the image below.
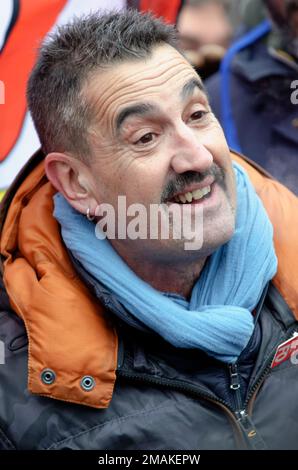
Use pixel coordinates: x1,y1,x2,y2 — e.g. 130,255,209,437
237,410,268,450
229,364,240,391
229,363,243,414
229,365,268,449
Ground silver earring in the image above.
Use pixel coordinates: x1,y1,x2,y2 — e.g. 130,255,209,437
86,207,95,221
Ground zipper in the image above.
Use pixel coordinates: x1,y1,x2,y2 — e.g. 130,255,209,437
229,364,242,412
236,410,268,449
118,367,266,450
117,369,247,448
117,326,298,450
118,370,228,408
228,363,268,449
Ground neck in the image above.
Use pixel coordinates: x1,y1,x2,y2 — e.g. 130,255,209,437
112,243,207,299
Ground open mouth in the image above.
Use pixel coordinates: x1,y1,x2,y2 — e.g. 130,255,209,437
168,184,213,204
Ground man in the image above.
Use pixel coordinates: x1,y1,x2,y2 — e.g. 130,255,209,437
206,0,298,195
0,10,298,450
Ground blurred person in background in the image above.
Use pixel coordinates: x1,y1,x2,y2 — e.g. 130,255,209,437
177,0,233,78
127,1,252,79
206,0,298,194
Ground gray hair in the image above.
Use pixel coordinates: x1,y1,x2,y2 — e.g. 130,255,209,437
27,9,179,160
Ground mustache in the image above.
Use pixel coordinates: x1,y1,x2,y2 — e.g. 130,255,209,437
161,164,226,203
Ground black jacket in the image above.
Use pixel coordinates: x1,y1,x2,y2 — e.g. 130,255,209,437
0,275,298,450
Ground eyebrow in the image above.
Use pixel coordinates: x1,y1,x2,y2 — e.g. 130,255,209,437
116,103,160,132
115,77,206,132
180,77,205,101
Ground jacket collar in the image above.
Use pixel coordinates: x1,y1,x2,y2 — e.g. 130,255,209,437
0,151,118,409
232,42,297,83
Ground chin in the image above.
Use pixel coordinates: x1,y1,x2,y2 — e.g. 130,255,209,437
202,217,235,252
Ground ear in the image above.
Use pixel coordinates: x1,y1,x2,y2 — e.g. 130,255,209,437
45,152,98,216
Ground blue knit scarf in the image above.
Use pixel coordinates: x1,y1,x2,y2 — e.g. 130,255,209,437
53,162,277,364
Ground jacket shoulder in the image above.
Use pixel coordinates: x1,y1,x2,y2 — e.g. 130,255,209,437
232,151,298,321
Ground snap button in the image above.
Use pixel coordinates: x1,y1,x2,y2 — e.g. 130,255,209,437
80,375,95,391
292,118,298,128
41,369,56,385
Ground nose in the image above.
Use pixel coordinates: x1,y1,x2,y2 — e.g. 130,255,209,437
170,127,213,174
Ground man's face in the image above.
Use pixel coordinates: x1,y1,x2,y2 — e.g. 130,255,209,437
177,0,232,48
84,44,236,262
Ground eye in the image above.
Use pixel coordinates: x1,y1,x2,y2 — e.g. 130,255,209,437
189,110,209,122
135,132,155,145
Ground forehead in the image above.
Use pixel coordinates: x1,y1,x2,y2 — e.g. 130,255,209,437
85,44,205,125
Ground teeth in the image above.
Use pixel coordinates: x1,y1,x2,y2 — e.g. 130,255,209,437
193,186,211,200
176,185,211,204
192,190,201,200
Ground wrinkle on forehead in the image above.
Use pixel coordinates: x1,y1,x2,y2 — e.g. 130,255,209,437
84,45,205,134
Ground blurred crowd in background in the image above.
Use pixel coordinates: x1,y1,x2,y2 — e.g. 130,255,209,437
0,0,297,199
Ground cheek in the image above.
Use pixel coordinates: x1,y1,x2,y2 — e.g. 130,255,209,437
121,151,168,202
90,147,135,195
210,122,229,151
196,118,229,153
125,172,164,205
91,138,169,203
209,124,231,165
